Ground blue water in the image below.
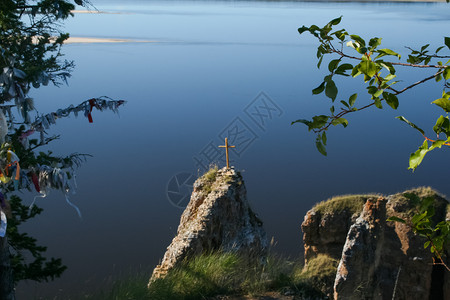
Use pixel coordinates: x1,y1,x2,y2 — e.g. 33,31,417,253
18,0,450,298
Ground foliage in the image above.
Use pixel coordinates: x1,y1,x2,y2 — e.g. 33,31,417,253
0,0,124,290
387,191,450,271
295,16,450,269
293,16,450,171
313,194,378,215
6,195,66,283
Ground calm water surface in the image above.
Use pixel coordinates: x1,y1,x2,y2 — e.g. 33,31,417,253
17,0,450,298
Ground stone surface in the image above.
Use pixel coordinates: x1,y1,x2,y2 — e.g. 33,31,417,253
302,209,358,263
302,187,449,300
150,167,267,282
301,195,371,263
333,188,448,300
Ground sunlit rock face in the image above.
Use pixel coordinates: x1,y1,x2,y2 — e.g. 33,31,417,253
302,188,449,300
150,167,267,283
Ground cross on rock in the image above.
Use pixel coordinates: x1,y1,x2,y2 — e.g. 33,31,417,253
218,137,235,169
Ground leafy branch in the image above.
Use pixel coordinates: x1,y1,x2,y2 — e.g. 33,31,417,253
387,193,449,271
293,17,450,170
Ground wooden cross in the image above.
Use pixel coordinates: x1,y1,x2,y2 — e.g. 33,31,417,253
218,137,235,169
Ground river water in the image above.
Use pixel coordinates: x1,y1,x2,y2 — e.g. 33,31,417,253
16,0,450,298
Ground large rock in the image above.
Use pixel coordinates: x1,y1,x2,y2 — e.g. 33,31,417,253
301,194,376,263
150,167,267,282
302,187,449,300
333,188,449,300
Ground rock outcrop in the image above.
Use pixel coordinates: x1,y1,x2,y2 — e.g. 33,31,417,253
301,194,378,263
302,187,449,300
150,167,267,282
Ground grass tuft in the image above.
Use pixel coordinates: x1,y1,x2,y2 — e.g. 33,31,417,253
313,194,379,215
293,254,339,297
83,251,297,300
200,165,219,195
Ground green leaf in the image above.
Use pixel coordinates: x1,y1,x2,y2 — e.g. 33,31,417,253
384,74,396,82
321,131,327,145
396,116,425,135
384,93,399,109
328,16,342,26
335,63,353,75
435,74,442,82
325,80,338,101
443,67,450,80
340,100,349,108
424,240,431,249
445,37,450,50
411,211,428,225
379,61,396,74
298,26,310,34
436,46,445,54
330,106,335,114
357,47,368,55
311,115,329,129
291,119,311,126
331,117,348,127
373,89,383,98
387,216,406,224
359,59,377,78
432,98,450,112
375,48,401,59
349,93,357,106
374,98,382,109
316,138,327,156
351,66,361,77
443,90,450,99
317,55,324,68
420,44,430,52
312,82,326,95
430,139,447,151
328,59,340,72
409,140,429,171
369,37,382,49
367,86,378,95
432,115,450,136
350,35,366,47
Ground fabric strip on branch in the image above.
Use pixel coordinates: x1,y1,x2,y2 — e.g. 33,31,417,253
0,211,6,238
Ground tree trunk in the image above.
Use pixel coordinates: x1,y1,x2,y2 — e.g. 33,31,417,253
0,236,15,300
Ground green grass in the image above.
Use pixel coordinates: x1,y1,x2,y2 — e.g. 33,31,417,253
313,194,379,215
200,165,219,195
293,254,339,297
81,251,299,300
203,165,218,183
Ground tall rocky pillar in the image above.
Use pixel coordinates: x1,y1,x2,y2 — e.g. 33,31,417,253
0,236,15,300
333,197,387,300
150,167,267,283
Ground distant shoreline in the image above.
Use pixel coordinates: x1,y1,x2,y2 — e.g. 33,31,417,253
70,0,446,44
64,37,158,44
